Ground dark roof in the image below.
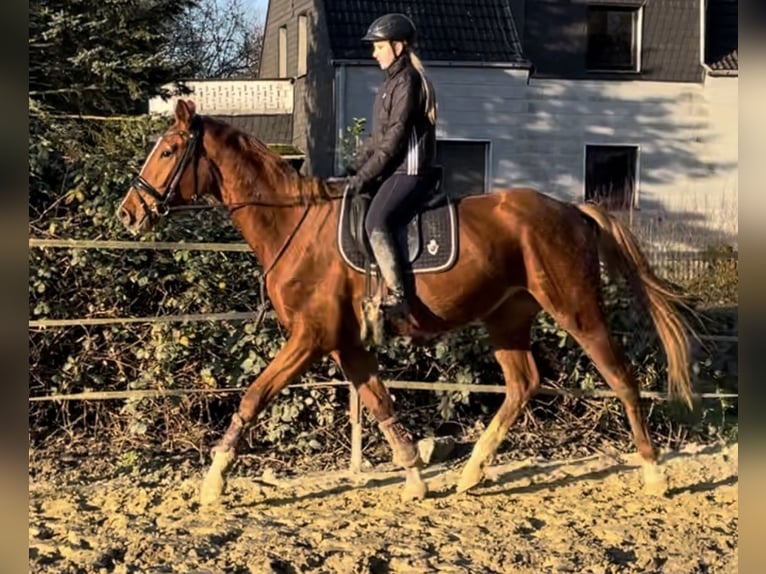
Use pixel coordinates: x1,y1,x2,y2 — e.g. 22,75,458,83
706,0,738,74
324,0,529,65
212,114,294,146
640,0,702,83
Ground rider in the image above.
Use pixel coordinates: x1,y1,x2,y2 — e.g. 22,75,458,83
345,13,438,321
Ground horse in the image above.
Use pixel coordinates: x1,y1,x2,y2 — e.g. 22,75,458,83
117,99,695,505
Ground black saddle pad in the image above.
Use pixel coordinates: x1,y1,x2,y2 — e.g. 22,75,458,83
337,186,459,274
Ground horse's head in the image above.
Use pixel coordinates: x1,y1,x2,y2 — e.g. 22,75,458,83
117,99,207,235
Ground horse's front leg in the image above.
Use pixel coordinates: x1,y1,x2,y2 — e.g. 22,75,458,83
200,330,320,505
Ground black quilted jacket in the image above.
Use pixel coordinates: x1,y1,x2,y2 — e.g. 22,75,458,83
350,54,436,184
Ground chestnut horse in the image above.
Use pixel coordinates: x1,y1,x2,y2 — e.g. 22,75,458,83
117,100,694,505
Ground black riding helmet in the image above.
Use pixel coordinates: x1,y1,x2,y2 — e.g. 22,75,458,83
361,13,416,44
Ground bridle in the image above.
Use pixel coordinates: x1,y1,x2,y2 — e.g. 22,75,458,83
129,120,202,224
126,120,321,275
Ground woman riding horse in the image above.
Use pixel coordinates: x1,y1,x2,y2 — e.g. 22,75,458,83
345,13,438,322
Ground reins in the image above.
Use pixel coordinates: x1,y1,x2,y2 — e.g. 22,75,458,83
164,184,347,332
165,189,345,213
246,202,312,332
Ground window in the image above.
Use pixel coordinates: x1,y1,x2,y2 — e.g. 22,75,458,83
586,5,642,72
435,140,489,198
585,145,638,210
278,26,287,78
297,15,307,77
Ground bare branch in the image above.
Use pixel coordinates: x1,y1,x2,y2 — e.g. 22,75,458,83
164,0,264,79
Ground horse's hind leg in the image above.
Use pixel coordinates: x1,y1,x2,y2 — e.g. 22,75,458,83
548,295,667,495
332,344,427,501
457,297,541,493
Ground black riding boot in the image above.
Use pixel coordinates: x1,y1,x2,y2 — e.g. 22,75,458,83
368,229,410,320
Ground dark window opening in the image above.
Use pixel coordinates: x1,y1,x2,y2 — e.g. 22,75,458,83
586,6,640,71
585,145,638,210
435,140,488,198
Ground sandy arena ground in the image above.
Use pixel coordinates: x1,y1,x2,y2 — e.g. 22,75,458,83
29,441,737,574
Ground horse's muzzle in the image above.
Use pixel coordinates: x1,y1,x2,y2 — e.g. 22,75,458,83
116,202,151,236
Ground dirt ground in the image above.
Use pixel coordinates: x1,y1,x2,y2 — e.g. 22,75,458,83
28,441,737,574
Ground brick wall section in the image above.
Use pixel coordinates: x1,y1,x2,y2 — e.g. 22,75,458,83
297,7,338,176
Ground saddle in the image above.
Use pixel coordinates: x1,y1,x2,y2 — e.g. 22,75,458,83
337,166,459,275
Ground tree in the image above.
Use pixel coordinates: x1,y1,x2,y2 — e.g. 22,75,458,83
163,0,265,79
29,0,199,116
29,0,201,221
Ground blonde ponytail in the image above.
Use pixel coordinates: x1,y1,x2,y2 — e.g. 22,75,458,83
408,50,437,125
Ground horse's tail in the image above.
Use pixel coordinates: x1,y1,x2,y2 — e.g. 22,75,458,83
576,202,696,409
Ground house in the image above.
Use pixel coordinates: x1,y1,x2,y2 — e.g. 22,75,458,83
504,0,738,249
160,0,739,250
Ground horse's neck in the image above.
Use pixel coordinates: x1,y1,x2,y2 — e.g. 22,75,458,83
207,134,337,269
221,171,311,270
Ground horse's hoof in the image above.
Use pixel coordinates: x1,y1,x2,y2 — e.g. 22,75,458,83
642,463,669,497
401,475,428,501
199,449,235,505
399,467,427,501
200,470,225,505
456,465,484,494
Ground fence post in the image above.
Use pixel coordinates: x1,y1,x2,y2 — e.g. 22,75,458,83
349,383,362,473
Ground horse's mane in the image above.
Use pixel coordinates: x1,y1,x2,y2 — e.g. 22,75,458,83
201,116,342,205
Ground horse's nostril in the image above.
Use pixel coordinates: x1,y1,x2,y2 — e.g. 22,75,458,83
118,207,133,225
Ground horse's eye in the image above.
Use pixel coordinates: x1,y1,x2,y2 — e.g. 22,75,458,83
160,149,173,158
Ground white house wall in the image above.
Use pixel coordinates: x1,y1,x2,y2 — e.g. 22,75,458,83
338,65,737,249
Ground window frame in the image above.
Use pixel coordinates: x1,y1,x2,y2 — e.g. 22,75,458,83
278,25,288,78
585,4,644,74
297,14,308,77
583,143,641,211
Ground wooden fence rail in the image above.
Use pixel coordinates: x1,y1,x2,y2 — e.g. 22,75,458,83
27,379,740,403
28,238,252,252
27,313,739,344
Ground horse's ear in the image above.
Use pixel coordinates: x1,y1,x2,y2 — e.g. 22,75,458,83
175,99,196,126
